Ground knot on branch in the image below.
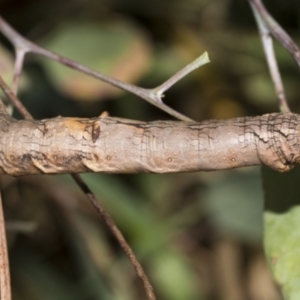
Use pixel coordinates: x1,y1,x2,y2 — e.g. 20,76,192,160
258,113,300,172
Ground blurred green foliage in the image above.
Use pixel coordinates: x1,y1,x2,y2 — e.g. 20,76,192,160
0,0,300,299
263,165,300,300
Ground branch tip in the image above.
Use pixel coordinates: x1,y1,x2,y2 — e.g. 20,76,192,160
156,51,210,95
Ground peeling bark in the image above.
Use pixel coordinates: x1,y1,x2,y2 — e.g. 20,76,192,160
0,112,299,176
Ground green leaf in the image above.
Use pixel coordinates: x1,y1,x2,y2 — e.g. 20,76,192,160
263,165,300,299
150,249,202,300
204,168,263,243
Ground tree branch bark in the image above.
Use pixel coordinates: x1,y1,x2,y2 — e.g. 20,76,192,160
0,112,299,176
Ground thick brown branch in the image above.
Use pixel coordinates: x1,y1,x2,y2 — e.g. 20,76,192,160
0,112,299,176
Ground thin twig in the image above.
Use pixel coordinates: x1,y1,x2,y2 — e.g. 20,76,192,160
0,75,32,120
249,1,290,112
0,98,9,115
0,191,11,300
248,0,300,68
153,53,209,99
0,73,157,300
72,174,156,300
0,15,211,122
12,49,26,94
0,17,157,300
7,47,27,115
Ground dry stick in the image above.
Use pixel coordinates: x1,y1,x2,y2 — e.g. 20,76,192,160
248,0,300,68
0,76,31,120
72,174,156,299
0,15,214,299
12,49,26,94
0,23,158,300
249,1,290,113
0,15,211,122
0,111,299,175
0,17,209,298
0,76,157,300
0,191,11,300
0,101,10,299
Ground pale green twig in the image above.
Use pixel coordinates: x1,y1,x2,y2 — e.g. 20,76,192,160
152,52,209,99
0,15,210,122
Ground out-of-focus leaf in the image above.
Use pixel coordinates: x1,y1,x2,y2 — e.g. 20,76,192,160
151,249,201,300
264,208,300,300
263,165,300,299
242,74,300,107
203,168,263,243
58,173,202,299
58,174,172,255
62,211,132,300
242,73,278,105
40,20,152,101
209,97,245,119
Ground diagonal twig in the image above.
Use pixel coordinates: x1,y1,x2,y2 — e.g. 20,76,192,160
0,76,32,119
249,0,290,112
0,72,157,300
249,0,300,68
0,17,158,300
72,174,156,300
0,15,208,299
0,15,210,122
0,190,11,300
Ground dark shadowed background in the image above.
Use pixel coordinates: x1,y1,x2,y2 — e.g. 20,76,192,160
0,0,299,299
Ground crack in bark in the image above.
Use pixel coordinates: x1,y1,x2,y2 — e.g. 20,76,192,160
0,112,299,176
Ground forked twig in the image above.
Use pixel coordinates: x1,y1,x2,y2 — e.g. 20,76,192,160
0,15,210,122
249,0,290,112
0,72,157,300
0,16,161,300
248,0,300,68
72,174,156,300
248,0,300,112
0,191,11,300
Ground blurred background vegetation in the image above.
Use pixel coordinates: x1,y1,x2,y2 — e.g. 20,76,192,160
0,0,300,299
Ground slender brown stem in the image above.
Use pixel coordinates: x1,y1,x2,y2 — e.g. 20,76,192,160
0,46,157,300
0,14,207,122
72,174,156,300
248,0,300,68
249,0,290,112
0,76,32,119
0,191,11,300
12,49,26,95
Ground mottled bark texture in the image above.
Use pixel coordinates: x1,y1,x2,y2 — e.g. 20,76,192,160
0,112,299,176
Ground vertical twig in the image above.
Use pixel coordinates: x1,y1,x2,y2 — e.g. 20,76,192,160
249,1,290,112
72,174,156,300
0,76,31,119
12,49,26,94
0,15,211,122
248,0,300,68
0,191,11,300
0,70,157,300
